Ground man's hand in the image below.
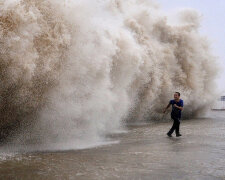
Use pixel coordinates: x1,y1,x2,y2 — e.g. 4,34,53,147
163,103,171,113
174,104,183,110
163,109,167,113
174,104,178,108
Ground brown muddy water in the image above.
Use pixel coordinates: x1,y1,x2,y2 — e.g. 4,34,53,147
0,112,225,180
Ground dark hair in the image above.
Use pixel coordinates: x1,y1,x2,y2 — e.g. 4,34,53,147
175,92,180,96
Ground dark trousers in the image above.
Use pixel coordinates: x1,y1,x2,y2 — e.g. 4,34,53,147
168,115,180,135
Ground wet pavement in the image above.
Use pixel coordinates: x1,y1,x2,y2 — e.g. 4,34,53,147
0,112,225,180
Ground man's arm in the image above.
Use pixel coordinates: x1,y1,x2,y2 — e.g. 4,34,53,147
174,104,183,110
174,101,184,111
163,103,171,113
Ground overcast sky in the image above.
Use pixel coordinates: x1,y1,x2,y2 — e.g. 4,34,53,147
157,0,225,93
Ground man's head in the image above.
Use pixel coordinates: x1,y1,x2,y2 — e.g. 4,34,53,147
174,92,180,100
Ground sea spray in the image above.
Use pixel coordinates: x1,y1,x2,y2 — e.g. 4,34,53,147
0,0,71,141
0,0,218,150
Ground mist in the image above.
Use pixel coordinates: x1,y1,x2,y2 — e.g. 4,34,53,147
0,0,218,151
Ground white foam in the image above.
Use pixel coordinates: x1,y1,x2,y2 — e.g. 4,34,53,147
0,0,218,151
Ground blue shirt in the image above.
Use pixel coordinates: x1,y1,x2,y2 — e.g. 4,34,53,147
169,99,184,119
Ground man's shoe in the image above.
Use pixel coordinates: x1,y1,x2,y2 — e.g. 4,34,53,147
176,134,182,137
167,133,172,137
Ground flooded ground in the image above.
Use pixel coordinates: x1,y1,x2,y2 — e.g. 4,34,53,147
0,112,225,180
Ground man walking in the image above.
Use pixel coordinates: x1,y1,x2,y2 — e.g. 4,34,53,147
163,92,183,137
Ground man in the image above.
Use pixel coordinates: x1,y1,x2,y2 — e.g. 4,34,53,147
163,92,183,137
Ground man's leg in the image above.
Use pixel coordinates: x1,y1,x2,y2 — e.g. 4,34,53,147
175,118,180,134
167,118,176,135
174,118,181,136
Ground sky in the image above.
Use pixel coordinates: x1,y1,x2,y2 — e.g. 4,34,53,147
156,0,225,93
